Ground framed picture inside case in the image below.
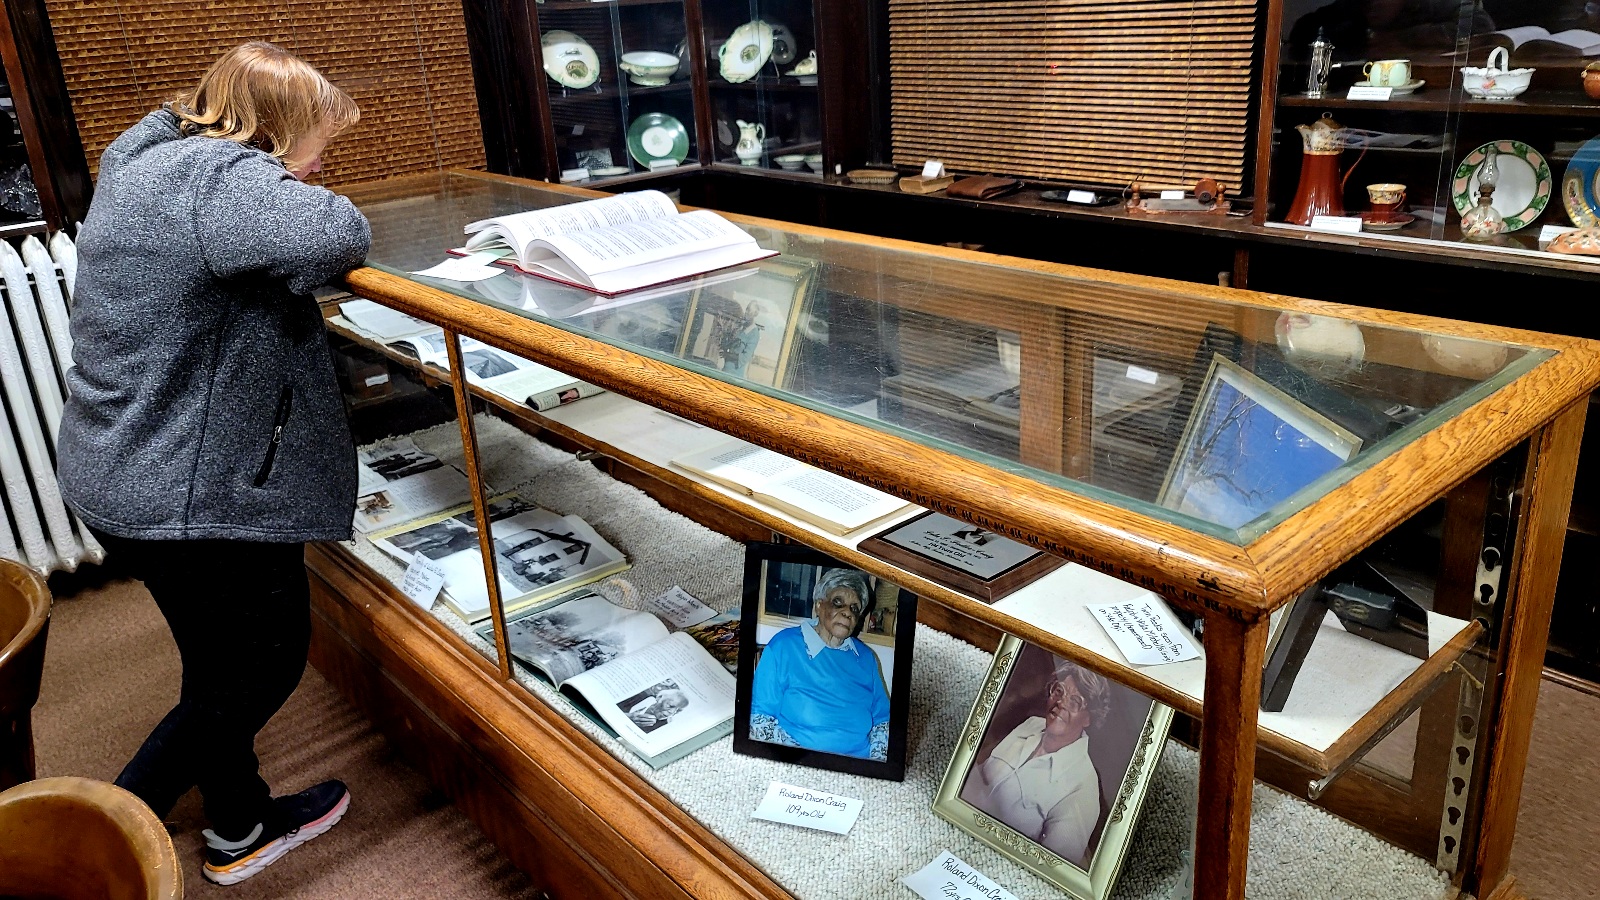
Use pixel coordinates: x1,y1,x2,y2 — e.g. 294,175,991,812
934,635,1172,900
675,257,816,389
857,511,1064,602
733,542,917,780
1158,354,1362,531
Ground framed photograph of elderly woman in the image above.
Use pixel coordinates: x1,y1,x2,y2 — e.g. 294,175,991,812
733,542,918,781
933,636,1173,900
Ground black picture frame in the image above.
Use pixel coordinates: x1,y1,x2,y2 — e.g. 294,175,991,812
732,542,918,781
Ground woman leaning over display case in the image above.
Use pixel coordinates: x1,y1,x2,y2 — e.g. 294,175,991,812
56,41,370,886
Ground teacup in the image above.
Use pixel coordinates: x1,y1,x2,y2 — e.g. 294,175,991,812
1366,183,1407,220
1363,59,1412,88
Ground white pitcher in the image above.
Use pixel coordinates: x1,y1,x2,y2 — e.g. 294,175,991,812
735,120,765,166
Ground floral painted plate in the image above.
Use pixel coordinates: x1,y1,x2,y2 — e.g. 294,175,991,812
1561,136,1600,228
1451,140,1552,234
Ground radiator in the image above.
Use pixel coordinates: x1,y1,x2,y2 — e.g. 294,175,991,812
0,232,103,575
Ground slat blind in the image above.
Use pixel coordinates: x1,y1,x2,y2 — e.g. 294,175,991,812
888,0,1258,191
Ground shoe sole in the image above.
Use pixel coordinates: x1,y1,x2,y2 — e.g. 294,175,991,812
202,791,351,885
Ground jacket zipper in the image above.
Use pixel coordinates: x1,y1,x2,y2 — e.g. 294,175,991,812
254,384,294,487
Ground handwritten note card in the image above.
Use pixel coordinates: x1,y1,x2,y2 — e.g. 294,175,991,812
1346,85,1394,101
399,556,448,608
644,586,717,628
1088,597,1200,665
902,851,1019,900
1310,215,1364,235
751,781,863,835
1066,189,1096,204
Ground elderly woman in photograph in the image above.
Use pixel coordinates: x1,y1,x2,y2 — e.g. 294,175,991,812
969,659,1110,867
750,568,891,761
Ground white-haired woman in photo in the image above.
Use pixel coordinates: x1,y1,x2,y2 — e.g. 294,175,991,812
969,659,1111,866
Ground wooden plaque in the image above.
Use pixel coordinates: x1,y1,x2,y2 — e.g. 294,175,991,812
858,511,1065,603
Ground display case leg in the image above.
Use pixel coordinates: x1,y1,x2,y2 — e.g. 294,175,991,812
1471,402,1587,896
1194,613,1268,900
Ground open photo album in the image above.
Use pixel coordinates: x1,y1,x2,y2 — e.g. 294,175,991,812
477,592,736,767
354,438,473,534
369,494,630,624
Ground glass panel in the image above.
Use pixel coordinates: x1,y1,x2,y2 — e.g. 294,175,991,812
326,310,504,666
703,0,823,175
349,172,1548,543
539,0,698,183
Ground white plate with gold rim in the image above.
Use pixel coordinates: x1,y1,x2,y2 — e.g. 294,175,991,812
542,30,600,90
718,20,773,84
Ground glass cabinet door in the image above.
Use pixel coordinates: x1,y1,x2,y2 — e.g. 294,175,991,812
702,0,824,177
1268,0,1600,254
537,0,699,183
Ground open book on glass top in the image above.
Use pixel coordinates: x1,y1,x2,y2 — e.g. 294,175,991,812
459,190,778,296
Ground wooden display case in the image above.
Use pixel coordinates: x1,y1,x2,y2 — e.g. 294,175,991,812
323,170,1599,900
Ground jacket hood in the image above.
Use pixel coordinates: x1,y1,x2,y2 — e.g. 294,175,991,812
98,109,185,185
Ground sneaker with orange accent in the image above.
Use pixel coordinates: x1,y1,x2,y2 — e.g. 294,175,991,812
201,780,350,885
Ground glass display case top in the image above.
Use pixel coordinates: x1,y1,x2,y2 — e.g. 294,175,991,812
349,172,1548,543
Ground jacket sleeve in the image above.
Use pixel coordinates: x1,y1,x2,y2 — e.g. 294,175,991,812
193,149,372,296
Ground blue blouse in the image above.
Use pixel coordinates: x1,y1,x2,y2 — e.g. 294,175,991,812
751,621,890,758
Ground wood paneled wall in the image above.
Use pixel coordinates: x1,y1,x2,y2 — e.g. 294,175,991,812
41,0,487,187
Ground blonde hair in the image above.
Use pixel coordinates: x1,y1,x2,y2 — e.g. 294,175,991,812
172,42,358,163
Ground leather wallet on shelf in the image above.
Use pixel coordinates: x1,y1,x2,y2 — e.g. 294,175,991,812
946,175,1023,200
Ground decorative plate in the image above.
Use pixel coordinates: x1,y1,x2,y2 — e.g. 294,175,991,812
627,112,690,167
768,21,798,66
542,30,600,90
1451,140,1552,233
1352,79,1425,95
719,20,774,83
1562,135,1600,228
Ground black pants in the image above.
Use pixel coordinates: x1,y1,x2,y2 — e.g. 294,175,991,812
100,533,310,837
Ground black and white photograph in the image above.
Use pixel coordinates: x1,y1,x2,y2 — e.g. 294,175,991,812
502,593,663,684
363,444,444,481
492,515,623,596
463,347,520,380
733,543,918,781
934,636,1172,900
617,679,690,734
384,515,478,561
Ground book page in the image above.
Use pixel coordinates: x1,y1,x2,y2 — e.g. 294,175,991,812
760,468,909,533
475,360,588,406
565,632,736,758
463,191,679,255
1548,29,1600,53
1493,25,1550,49
524,210,754,278
353,465,473,533
499,594,670,685
487,511,629,613
674,439,801,492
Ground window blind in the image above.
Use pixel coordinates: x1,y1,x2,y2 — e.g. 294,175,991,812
887,0,1258,191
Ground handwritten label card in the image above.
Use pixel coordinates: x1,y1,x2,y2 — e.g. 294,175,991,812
1540,224,1579,244
1310,215,1364,234
921,159,947,178
399,556,448,608
751,781,863,835
1066,189,1096,204
902,851,1019,900
644,586,717,628
1088,597,1200,665
1159,189,1186,200
1346,85,1394,101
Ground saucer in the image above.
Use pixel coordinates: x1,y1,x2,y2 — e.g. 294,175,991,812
1353,79,1425,95
541,30,600,90
589,166,631,178
1361,212,1416,231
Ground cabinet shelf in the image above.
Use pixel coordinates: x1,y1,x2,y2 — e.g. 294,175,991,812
1277,88,1600,118
547,81,694,107
709,77,818,93
538,0,685,8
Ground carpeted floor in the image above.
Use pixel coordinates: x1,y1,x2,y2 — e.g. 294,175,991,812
31,571,540,900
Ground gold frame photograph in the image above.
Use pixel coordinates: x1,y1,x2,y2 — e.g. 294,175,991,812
933,635,1173,900
674,257,816,389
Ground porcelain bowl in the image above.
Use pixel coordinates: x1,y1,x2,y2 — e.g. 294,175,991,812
1461,64,1535,100
804,153,823,174
619,51,680,86
774,153,807,171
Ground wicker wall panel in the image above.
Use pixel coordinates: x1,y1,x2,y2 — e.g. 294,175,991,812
887,0,1257,191
42,0,486,188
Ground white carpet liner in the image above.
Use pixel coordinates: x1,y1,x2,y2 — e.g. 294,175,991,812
343,415,1452,900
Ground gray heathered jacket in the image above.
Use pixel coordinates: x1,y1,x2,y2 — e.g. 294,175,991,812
57,109,371,542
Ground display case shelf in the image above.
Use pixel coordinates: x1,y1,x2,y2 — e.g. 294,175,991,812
539,0,687,8
547,81,694,107
1277,89,1600,118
